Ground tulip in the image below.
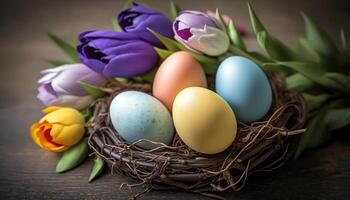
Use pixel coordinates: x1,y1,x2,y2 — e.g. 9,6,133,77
77,30,158,77
206,10,247,36
30,106,85,152
118,3,174,47
37,63,105,110
173,10,230,56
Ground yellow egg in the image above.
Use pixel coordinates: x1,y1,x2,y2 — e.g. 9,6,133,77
172,87,237,154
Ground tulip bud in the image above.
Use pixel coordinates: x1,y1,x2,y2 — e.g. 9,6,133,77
77,30,158,78
173,11,230,56
37,64,105,110
30,106,85,152
118,3,174,47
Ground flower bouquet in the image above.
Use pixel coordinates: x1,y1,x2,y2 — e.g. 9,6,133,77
30,1,350,199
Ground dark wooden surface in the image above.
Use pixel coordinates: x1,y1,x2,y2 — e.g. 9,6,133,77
1,0,350,199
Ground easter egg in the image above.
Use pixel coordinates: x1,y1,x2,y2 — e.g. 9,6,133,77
153,51,207,111
109,91,174,149
215,56,272,123
172,87,237,154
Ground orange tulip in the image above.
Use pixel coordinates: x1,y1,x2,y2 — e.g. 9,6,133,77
30,106,85,152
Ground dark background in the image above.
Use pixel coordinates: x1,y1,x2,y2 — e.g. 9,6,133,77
0,0,350,199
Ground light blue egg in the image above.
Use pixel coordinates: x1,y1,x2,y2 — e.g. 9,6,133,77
109,91,174,149
215,56,272,123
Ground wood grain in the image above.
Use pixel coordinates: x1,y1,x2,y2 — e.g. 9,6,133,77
0,0,349,199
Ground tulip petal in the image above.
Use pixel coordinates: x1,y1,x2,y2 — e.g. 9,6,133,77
42,106,62,114
187,26,229,56
51,95,94,110
50,123,65,139
52,124,84,146
40,107,85,125
30,122,43,148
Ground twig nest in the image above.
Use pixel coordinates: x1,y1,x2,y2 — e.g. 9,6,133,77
87,72,306,198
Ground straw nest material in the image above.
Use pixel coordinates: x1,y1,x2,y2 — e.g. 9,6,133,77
87,72,306,199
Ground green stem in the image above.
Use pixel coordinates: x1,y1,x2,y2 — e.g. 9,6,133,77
228,46,264,66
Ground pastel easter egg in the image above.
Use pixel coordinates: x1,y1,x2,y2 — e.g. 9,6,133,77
215,56,272,123
172,87,237,154
109,91,174,149
152,51,207,111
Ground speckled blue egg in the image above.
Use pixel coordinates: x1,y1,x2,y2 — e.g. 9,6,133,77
215,56,272,123
109,91,174,149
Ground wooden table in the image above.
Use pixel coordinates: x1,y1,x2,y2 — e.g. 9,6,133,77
1,0,349,199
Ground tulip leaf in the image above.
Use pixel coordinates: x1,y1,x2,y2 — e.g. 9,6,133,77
112,18,121,32
191,53,219,75
287,74,317,92
46,59,71,67
147,28,179,51
56,138,89,173
263,61,327,85
81,109,93,122
302,13,339,58
247,2,266,34
215,9,227,33
296,38,320,62
154,47,173,60
136,67,158,83
227,20,246,51
170,1,181,20
323,73,350,95
78,81,107,98
257,31,297,61
340,29,347,50
295,109,328,159
325,107,350,131
303,93,331,111
229,46,264,66
48,33,79,63
295,99,347,159
89,155,105,182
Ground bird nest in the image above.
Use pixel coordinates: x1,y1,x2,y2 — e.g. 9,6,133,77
87,72,306,199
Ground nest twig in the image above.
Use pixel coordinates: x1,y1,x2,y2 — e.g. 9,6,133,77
86,73,306,199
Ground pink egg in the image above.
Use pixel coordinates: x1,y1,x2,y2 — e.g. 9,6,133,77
152,51,207,111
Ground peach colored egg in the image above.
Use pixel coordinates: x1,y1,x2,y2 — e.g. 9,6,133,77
152,51,207,111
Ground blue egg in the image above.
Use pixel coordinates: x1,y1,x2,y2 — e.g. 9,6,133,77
109,91,174,149
215,56,272,123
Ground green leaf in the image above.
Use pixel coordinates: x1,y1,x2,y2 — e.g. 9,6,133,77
46,59,71,67
325,107,350,131
287,74,316,92
154,47,173,60
247,3,266,34
170,1,180,20
191,53,219,75
303,93,331,111
136,67,158,83
257,31,297,61
340,29,347,50
324,72,350,95
293,38,320,62
78,81,106,98
147,28,179,51
81,109,93,122
56,138,89,173
48,33,79,63
89,155,105,182
215,8,227,33
228,46,264,66
227,20,246,50
263,61,327,85
302,13,339,57
112,18,121,32
295,109,328,159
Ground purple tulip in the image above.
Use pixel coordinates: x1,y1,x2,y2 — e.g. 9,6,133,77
37,64,105,110
77,30,158,77
173,10,230,56
118,3,174,47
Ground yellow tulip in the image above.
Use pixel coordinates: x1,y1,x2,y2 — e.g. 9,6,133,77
30,106,85,152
